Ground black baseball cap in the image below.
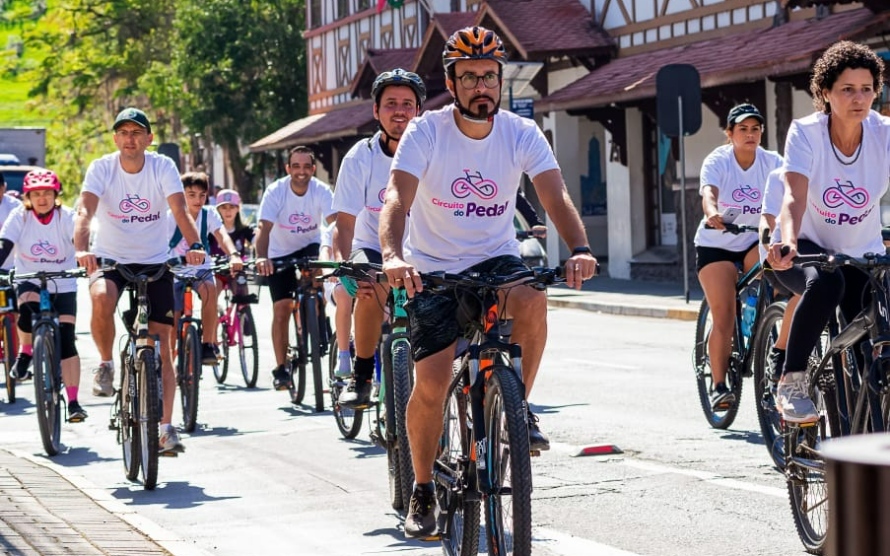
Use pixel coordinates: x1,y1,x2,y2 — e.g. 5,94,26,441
113,107,152,133
726,104,764,127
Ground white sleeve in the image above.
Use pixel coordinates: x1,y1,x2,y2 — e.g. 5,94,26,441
81,159,107,197
0,207,23,243
159,157,185,199
392,120,432,179
699,150,723,194
206,207,223,234
519,123,560,180
783,121,814,179
333,149,368,216
258,182,281,223
318,182,335,221
761,169,785,217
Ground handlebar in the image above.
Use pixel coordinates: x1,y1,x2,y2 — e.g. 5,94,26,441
8,268,87,284
705,223,758,235
95,257,171,284
792,252,890,271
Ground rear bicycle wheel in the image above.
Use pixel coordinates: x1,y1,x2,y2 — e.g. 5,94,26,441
305,296,325,412
329,331,363,439
238,308,259,388
693,299,743,429
33,327,61,456
3,314,16,403
391,339,415,511
752,301,787,469
483,365,532,556
438,358,480,556
215,311,229,384
136,348,160,490
179,325,201,433
120,354,140,481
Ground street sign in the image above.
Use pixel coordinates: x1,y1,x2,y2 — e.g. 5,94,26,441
510,97,534,119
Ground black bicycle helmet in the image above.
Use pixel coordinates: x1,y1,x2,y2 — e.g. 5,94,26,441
371,68,427,109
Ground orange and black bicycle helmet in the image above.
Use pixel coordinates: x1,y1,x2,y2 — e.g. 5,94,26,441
442,26,508,70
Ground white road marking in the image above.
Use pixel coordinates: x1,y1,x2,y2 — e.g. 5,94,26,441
535,527,646,556
623,459,786,498
564,358,639,370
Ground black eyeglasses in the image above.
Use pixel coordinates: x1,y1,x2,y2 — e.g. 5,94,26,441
457,71,500,90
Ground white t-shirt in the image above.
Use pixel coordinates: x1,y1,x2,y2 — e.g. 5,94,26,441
759,167,785,261
82,151,184,264
0,195,22,270
168,207,222,277
258,176,335,258
784,110,890,256
392,104,559,273
0,206,77,293
333,132,391,253
694,144,783,251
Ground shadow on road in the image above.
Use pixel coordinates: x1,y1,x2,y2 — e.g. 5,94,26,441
364,513,443,550
112,481,240,509
188,424,249,438
279,404,330,418
719,429,766,447
50,446,118,467
0,397,35,416
529,402,588,415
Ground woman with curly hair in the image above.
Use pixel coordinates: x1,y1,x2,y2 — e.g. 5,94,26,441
769,40,890,423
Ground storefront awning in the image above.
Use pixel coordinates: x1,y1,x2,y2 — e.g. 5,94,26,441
249,102,375,152
537,8,890,114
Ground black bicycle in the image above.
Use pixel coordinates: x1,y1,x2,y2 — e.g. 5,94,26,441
105,259,173,490
0,271,17,404
4,268,85,456
422,267,566,556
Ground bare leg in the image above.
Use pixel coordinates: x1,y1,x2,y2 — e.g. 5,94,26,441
408,343,456,483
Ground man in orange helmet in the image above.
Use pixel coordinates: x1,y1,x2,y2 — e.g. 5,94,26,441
380,26,598,538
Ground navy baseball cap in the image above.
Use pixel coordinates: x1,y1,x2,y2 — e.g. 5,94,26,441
726,104,764,127
113,107,152,133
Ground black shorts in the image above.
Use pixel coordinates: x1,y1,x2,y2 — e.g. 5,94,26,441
406,255,528,362
15,283,77,316
695,242,757,273
348,248,383,266
267,244,321,303
761,261,792,298
90,264,175,326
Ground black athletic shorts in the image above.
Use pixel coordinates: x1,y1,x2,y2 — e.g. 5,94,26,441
91,264,175,326
695,242,757,272
267,244,321,303
405,255,528,362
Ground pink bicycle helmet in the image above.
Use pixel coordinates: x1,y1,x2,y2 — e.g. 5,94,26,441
215,189,242,207
23,170,61,194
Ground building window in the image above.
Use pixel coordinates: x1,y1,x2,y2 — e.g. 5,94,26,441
337,0,350,19
358,0,371,10
309,0,322,28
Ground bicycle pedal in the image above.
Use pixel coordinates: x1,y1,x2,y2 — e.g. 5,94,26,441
418,533,442,542
159,450,180,457
529,450,541,457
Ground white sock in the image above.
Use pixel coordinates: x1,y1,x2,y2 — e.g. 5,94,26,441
101,360,114,370
338,351,351,373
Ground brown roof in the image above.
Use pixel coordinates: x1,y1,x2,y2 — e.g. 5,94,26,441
249,102,376,152
480,0,613,59
538,8,889,113
350,47,419,100
783,0,887,10
429,12,479,37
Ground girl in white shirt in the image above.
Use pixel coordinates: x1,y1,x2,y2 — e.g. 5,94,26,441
769,41,890,424
694,103,782,412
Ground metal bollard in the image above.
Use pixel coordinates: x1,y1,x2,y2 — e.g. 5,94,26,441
822,434,890,556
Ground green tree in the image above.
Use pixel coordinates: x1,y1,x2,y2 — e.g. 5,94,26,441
174,0,307,200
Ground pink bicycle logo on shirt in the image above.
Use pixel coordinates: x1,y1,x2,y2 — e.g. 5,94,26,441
451,169,498,200
377,188,386,204
119,194,151,213
823,179,869,209
30,240,57,256
731,184,761,203
288,213,312,225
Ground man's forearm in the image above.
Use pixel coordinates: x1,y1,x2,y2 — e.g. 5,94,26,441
380,204,406,261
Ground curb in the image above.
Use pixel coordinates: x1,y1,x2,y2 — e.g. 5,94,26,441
10,449,215,556
547,297,699,321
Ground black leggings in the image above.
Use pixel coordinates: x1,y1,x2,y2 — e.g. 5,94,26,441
774,239,870,375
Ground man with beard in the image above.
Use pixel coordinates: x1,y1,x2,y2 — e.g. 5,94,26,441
255,146,335,391
379,26,598,538
333,69,426,408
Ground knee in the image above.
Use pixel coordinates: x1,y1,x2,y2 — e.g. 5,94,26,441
60,322,78,359
17,303,36,333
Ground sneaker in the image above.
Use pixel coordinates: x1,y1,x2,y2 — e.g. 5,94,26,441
527,408,550,452
159,424,185,453
339,377,372,408
67,400,88,423
11,353,31,381
201,343,219,366
776,371,819,423
709,382,736,411
768,347,786,383
404,483,438,540
92,362,114,397
272,365,292,391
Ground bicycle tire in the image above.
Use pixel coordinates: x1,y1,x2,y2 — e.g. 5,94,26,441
438,359,480,556
329,331,363,439
751,301,787,470
305,295,325,412
3,315,15,403
379,338,401,510
391,340,415,511
786,381,842,554
483,365,532,556
32,327,61,457
120,355,140,481
289,311,307,405
136,348,160,490
215,312,229,384
693,298,743,429
179,325,201,433
238,308,259,388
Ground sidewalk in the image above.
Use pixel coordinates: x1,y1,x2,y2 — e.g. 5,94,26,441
547,276,703,321
0,449,207,556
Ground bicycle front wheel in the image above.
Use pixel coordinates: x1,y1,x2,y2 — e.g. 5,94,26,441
3,314,16,403
752,301,787,470
120,356,140,481
304,295,325,412
179,325,201,433
215,311,229,384
483,365,532,556
33,327,61,456
136,348,160,490
693,299,743,429
391,339,415,511
329,331,362,439
289,310,307,405
238,308,259,388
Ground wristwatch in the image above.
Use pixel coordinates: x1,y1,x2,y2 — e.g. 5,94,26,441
571,246,592,256
190,242,203,251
